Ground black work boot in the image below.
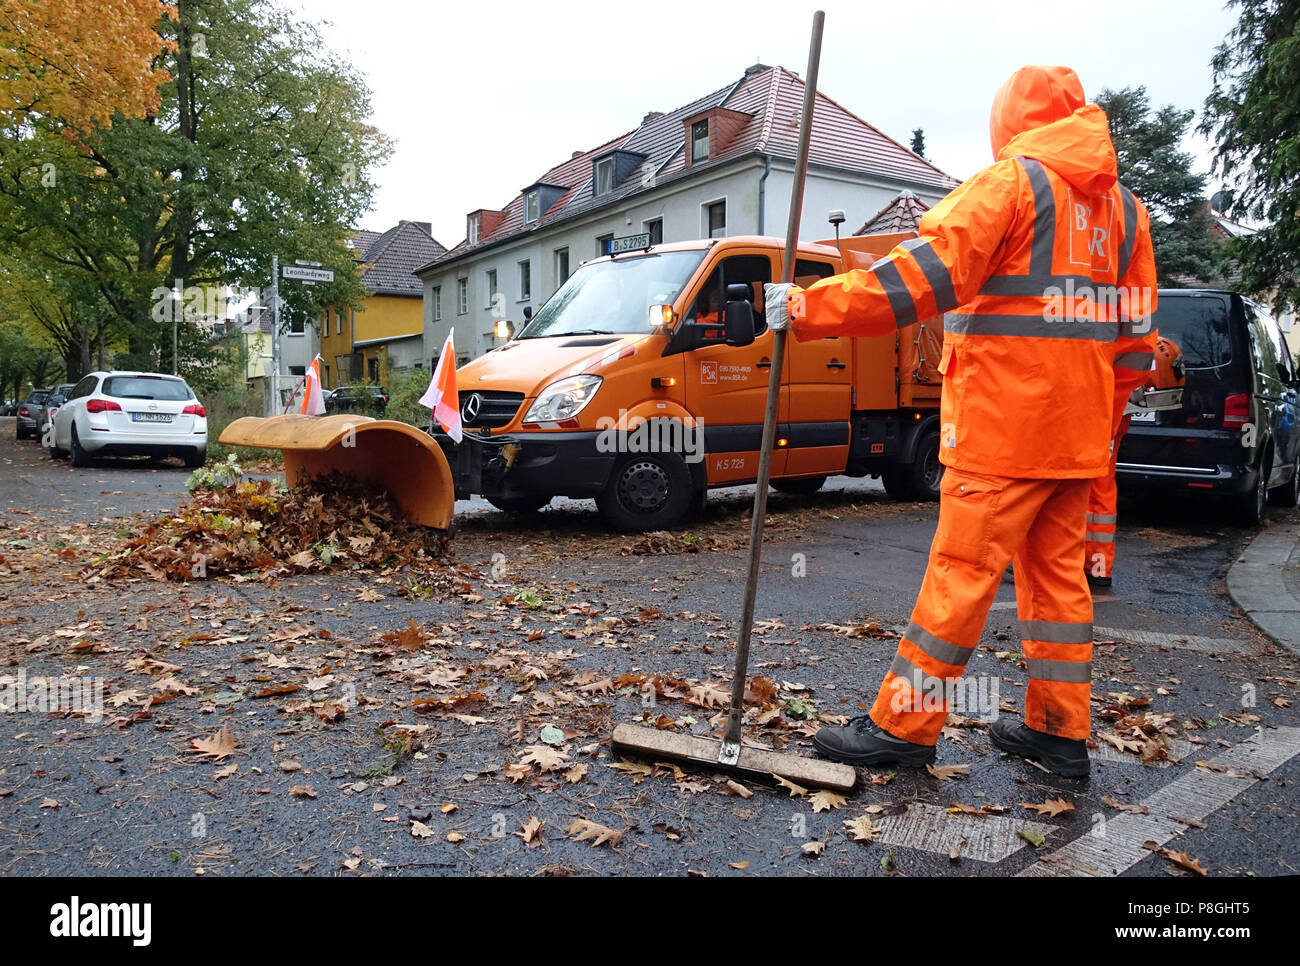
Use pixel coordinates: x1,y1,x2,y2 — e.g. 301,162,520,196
812,715,936,767
1086,572,1112,590
990,718,1090,778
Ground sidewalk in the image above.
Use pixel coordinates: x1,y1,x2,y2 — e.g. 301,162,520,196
1228,522,1300,655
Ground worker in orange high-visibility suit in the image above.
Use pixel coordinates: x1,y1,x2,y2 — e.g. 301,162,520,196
765,65,1158,778
1086,336,1185,588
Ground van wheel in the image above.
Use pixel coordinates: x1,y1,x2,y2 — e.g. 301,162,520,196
1267,452,1300,508
487,494,551,514
1237,451,1271,526
908,431,943,501
70,425,92,467
771,476,826,495
880,467,913,501
597,452,693,532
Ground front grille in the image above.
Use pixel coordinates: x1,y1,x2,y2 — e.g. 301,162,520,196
459,390,524,429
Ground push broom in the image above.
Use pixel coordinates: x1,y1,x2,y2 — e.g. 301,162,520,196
612,10,856,792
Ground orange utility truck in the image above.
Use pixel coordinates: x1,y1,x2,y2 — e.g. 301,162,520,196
437,231,945,531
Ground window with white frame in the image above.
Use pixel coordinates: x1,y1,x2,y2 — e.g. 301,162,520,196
457,278,468,315
644,218,663,245
596,233,613,257
595,157,613,196
432,286,441,322
485,269,497,307
691,120,709,162
518,260,531,301
554,248,569,289
468,214,480,245
705,199,726,238
335,308,342,335
525,191,540,224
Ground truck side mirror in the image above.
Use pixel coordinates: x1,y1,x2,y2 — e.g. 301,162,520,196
723,283,756,348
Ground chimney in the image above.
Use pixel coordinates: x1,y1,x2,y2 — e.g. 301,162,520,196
642,111,663,124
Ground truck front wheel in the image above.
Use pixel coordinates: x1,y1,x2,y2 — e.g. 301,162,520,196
597,452,694,532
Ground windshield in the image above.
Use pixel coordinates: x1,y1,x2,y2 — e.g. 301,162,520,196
517,250,706,339
1153,294,1232,368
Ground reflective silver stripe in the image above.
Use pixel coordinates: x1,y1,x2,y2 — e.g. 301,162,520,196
945,312,1118,342
905,621,975,667
900,237,958,314
874,259,918,328
979,273,1096,297
1026,658,1093,684
1117,186,1138,279
1019,620,1093,644
888,653,963,691
888,652,926,688
1114,351,1154,370
1086,512,1117,525
1018,157,1056,275
1086,530,1116,543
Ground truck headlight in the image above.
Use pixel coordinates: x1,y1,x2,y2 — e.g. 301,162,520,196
524,374,602,423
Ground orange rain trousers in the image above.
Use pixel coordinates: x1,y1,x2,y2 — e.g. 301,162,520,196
1085,414,1131,581
869,467,1095,744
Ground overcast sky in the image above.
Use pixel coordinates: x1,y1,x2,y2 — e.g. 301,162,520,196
296,0,1241,246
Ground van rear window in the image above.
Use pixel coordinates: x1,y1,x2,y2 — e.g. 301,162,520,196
103,376,193,401
1152,295,1232,368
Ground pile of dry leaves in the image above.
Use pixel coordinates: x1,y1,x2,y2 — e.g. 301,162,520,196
92,473,451,582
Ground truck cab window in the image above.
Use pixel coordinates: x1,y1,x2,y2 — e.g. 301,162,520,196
687,254,772,339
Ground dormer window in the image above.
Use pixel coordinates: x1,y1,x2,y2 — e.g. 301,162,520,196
468,213,480,245
691,120,710,162
524,191,540,224
595,157,613,196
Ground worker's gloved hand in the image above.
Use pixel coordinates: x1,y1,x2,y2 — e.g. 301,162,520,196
764,283,804,331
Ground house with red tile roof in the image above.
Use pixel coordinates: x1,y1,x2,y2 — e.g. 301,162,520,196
416,63,957,364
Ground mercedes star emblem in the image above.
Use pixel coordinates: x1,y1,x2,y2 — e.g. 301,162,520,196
461,393,482,422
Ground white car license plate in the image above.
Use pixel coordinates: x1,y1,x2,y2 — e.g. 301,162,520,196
131,412,173,423
1128,410,1158,424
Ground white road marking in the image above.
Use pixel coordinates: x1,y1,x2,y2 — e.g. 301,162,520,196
1094,626,1249,654
875,802,1056,863
1017,726,1300,876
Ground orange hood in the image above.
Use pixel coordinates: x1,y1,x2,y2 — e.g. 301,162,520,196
989,65,1118,196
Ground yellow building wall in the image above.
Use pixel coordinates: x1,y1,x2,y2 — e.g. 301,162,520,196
318,294,421,389
353,294,422,343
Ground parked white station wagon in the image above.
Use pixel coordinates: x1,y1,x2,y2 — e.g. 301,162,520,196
48,371,208,467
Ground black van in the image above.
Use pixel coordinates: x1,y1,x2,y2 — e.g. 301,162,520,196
1117,289,1300,525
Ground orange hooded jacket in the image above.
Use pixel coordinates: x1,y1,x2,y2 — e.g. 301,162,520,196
792,65,1159,478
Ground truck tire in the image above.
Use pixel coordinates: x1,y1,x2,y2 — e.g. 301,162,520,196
880,467,912,501
908,431,943,501
771,475,826,495
487,494,552,514
70,425,91,467
1268,451,1300,508
1236,449,1271,527
597,451,694,532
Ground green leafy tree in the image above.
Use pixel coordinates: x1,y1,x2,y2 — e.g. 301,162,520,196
1096,86,1227,285
910,128,926,159
1202,0,1300,309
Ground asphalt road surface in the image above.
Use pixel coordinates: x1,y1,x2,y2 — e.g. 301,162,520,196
1,416,1297,878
